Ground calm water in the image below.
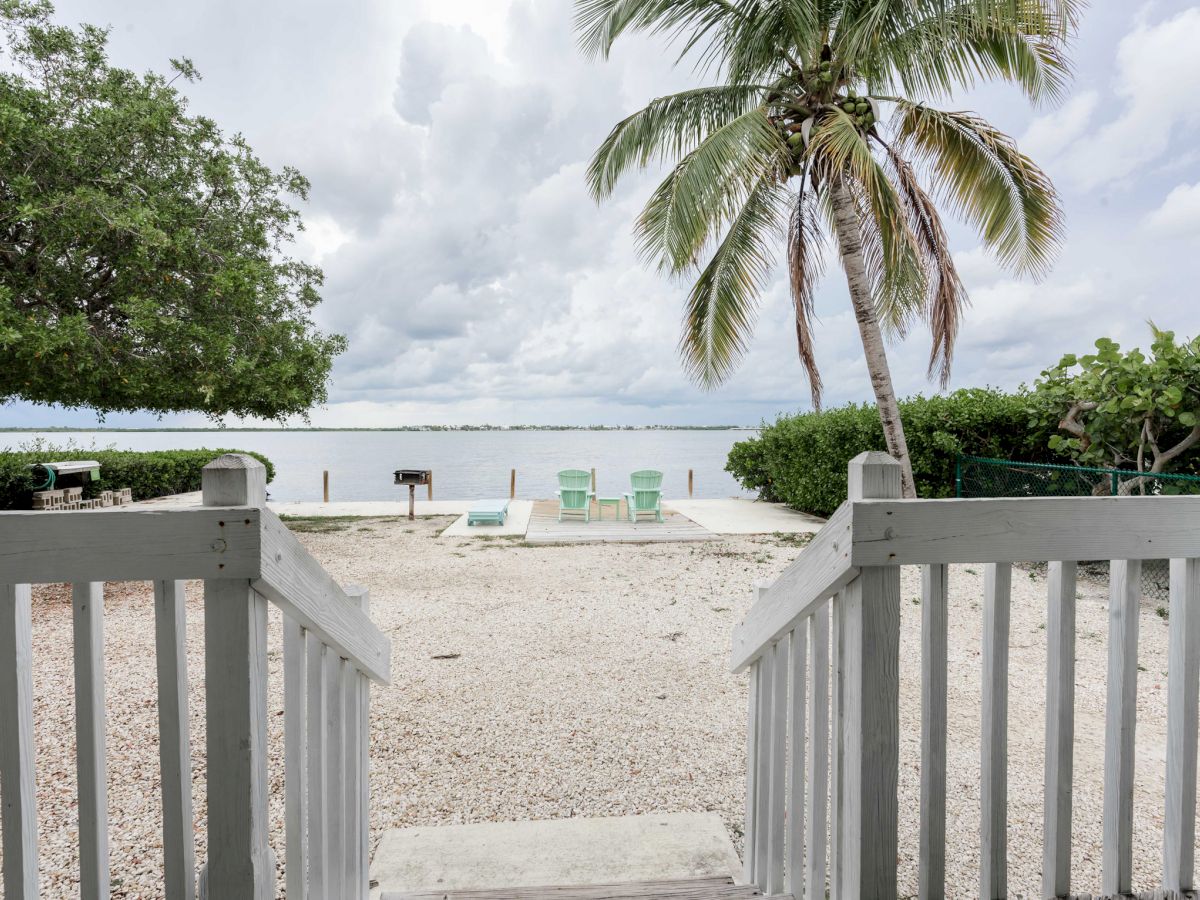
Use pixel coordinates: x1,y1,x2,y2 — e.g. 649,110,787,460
6,430,759,502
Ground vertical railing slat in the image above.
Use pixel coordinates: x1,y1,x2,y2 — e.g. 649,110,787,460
0,582,38,899
805,601,829,900
325,647,347,898
345,586,371,898
765,635,789,896
1102,559,1142,897
1163,558,1198,894
154,579,197,900
752,632,775,887
1042,561,1077,900
981,561,1012,900
284,617,309,900
358,666,371,899
307,640,329,897
829,594,844,900
786,621,807,899
919,563,948,900
342,655,360,894
72,582,110,900
743,658,761,886
201,454,274,899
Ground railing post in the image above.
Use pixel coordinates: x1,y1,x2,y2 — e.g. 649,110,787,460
840,451,901,899
201,454,274,899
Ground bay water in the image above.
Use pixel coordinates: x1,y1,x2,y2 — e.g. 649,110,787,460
5,429,759,502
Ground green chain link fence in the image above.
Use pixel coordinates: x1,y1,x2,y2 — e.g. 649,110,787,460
956,455,1200,601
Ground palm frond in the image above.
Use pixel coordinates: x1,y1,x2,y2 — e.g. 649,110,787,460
788,182,827,408
574,0,743,61
837,0,1077,104
636,107,786,274
892,99,1064,278
680,176,787,388
883,142,968,384
723,1,824,83
587,85,766,201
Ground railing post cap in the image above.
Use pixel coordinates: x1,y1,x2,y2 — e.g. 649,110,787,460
848,451,902,500
202,453,267,507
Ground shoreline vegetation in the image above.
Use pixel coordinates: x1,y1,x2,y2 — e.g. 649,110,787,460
0,424,755,432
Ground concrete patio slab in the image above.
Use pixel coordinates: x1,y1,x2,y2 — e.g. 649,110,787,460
440,500,534,537
668,498,823,534
370,813,742,897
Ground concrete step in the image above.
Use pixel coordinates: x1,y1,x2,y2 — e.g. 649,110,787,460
384,875,761,900
370,813,743,899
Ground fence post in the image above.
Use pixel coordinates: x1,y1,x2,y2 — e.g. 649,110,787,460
591,468,597,494
688,469,694,498
201,454,274,899
323,470,329,504
840,451,901,899
510,469,516,500
427,471,433,502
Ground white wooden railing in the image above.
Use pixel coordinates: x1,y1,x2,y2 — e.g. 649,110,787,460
0,453,391,899
734,451,1200,900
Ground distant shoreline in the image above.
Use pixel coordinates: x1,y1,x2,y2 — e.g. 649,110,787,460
0,425,757,433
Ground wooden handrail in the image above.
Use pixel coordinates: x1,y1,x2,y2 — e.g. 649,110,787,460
256,507,391,684
729,500,855,673
0,507,260,583
0,506,391,684
850,494,1200,565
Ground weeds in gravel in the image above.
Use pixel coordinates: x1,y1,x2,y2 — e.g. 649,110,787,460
280,514,409,534
770,531,813,548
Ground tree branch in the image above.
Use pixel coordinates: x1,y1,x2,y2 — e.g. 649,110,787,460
1150,423,1200,472
1058,400,1097,450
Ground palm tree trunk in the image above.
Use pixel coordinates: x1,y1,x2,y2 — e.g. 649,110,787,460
828,177,918,498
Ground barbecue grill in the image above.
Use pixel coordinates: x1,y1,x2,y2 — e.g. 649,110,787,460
394,469,432,519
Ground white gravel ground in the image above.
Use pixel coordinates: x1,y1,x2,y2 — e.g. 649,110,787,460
9,515,1185,898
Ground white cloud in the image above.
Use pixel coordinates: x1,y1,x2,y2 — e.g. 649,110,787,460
1057,8,1200,188
1019,91,1098,163
1144,182,1200,236
7,0,1200,430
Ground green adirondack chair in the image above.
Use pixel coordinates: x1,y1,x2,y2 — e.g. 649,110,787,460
624,470,664,523
556,469,594,522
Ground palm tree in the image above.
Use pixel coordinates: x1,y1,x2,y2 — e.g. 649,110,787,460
576,0,1075,497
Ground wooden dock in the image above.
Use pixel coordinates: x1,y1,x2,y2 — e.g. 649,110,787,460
524,500,714,544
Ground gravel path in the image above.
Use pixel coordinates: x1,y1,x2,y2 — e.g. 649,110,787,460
10,516,1183,897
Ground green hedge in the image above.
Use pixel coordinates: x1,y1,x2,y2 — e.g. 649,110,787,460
0,448,275,510
727,389,1050,516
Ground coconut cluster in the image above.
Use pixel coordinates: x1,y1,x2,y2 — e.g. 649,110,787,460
768,57,878,169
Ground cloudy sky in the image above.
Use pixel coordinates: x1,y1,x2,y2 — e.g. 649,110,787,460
4,0,1200,428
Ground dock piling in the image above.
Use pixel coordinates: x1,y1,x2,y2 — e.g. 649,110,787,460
323,470,329,503
510,469,516,499
688,469,694,498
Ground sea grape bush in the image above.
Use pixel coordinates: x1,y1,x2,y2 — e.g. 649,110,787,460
1030,328,1200,478
0,447,275,509
726,389,1048,516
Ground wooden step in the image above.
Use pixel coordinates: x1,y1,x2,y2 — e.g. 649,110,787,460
384,875,765,900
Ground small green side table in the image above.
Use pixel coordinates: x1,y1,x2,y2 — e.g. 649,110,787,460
596,496,622,520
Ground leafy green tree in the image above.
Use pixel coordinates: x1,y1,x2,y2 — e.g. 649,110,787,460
0,0,345,420
1032,328,1200,480
577,0,1073,496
